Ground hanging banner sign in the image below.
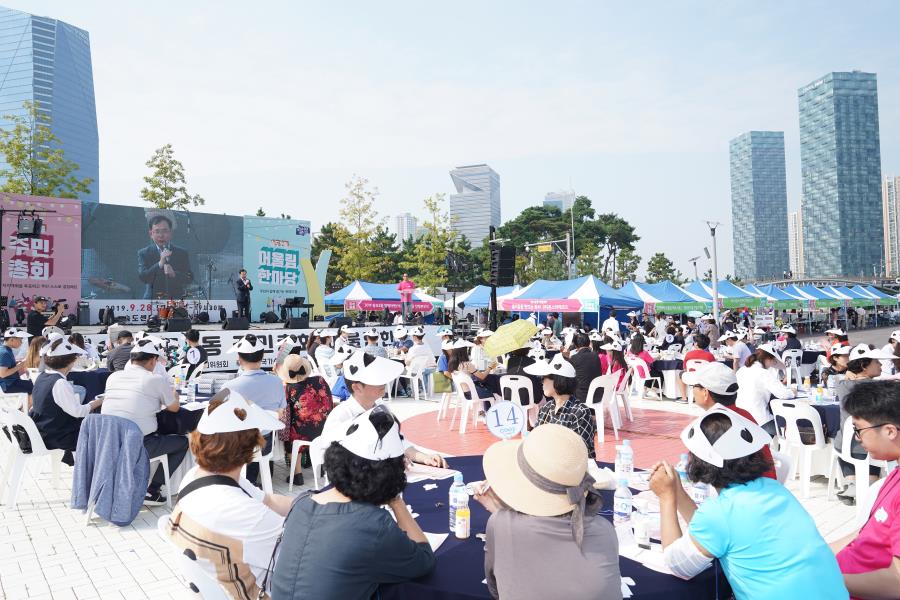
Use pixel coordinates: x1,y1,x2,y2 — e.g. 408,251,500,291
347,300,436,312
84,299,237,325
499,298,590,312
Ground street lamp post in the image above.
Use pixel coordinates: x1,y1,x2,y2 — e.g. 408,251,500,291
706,222,721,323
689,256,700,281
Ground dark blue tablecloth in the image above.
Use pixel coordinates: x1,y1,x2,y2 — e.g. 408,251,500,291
813,403,841,439
68,369,111,403
653,359,682,371
801,350,825,365
380,456,728,600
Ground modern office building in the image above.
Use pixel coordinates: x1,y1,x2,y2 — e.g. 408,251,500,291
729,131,789,281
788,208,804,278
0,7,99,202
883,176,900,276
799,71,883,277
393,212,418,242
449,164,500,247
543,190,575,212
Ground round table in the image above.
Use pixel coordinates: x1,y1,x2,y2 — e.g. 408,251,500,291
68,369,112,403
380,456,729,600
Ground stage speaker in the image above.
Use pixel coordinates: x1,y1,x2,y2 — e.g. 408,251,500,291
285,316,309,329
164,317,192,332
219,307,227,321
223,317,250,330
263,311,279,324
332,316,353,330
77,302,91,326
197,311,210,324
0,308,8,330
490,245,516,287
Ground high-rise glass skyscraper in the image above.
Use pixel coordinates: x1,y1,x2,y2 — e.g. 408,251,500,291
729,131,789,280
0,7,99,202
883,177,900,276
788,208,804,278
799,71,882,277
449,164,500,247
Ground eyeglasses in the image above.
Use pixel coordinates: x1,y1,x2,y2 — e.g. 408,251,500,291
853,423,892,440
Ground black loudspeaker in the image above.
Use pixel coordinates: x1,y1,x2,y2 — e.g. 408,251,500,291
223,317,250,330
219,307,227,321
263,311,279,324
164,317,192,332
0,309,9,330
490,245,516,287
332,316,353,330
197,311,210,324
285,316,309,329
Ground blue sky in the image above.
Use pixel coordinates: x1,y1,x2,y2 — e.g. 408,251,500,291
14,1,900,277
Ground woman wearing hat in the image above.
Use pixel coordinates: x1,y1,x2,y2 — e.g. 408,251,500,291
30,338,103,460
305,329,321,363
600,339,628,388
834,344,896,501
648,407,846,599
433,339,455,395
471,328,493,371
272,406,435,598
278,354,334,486
448,339,498,407
821,344,851,388
0,328,33,399
475,424,621,599
735,344,795,434
526,354,596,458
824,328,850,360
315,329,337,368
781,325,802,352
165,391,293,599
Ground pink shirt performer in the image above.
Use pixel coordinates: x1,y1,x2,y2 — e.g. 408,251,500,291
397,273,416,321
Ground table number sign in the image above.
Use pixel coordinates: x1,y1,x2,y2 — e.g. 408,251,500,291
486,401,525,439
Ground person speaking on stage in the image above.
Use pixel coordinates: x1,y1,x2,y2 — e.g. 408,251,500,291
234,268,253,320
137,214,193,299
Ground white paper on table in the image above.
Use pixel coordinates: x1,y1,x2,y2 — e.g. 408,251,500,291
180,401,209,410
424,532,448,552
588,461,616,490
423,483,438,491
628,471,651,492
406,463,459,483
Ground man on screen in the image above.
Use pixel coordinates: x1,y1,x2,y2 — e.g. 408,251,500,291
137,215,193,299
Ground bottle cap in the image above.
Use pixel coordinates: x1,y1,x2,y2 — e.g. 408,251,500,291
623,439,631,446
680,453,688,460
453,472,463,483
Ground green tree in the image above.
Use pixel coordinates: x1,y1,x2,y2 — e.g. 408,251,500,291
615,247,641,283
645,252,679,283
597,213,640,283
370,225,400,283
280,213,292,220
725,274,744,286
335,174,383,282
524,247,566,281
140,144,205,209
312,222,349,289
574,240,605,277
403,194,454,293
255,207,266,216
447,235,483,290
0,101,93,198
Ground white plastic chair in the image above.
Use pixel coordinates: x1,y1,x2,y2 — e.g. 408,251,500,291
0,405,63,508
612,368,635,422
26,368,40,384
0,391,27,412
584,373,621,444
186,362,207,382
770,399,829,499
827,417,891,519
771,450,792,484
499,375,537,432
242,435,275,495
855,477,887,529
318,362,339,390
287,435,329,491
450,372,493,434
667,344,683,353
684,359,709,406
781,349,803,386
625,356,661,399
288,438,312,492
393,358,430,401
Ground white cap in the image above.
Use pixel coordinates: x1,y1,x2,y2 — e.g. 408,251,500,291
328,344,355,366
780,325,797,334
541,329,553,336
41,326,65,339
848,343,897,362
718,331,739,342
475,328,494,338
600,340,623,352
681,405,771,468
440,340,455,351
227,334,266,354
527,347,546,361
394,326,408,338
588,331,603,342
337,406,405,461
437,329,453,338
681,362,738,396
340,324,350,333
363,327,380,339
319,328,338,337
626,311,638,317
702,314,715,321
831,344,852,356
452,339,475,349
196,389,284,435
890,330,900,343
130,338,166,358
752,327,766,335
825,327,846,336
3,328,30,340
342,350,404,385
409,325,426,337
44,340,87,358
523,353,576,378
755,343,785,369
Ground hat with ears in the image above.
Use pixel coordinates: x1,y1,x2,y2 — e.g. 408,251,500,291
441,340,455,351
227,334,266,354
780,324,797,334
475,328,494,338
130,338,166,358
410,325,426,337
329,344,355,366
196,389,284,435
452,339,475,349
524,353,576,378
600,340,623,352
363,328,380,339
848,343,896,362
337,405,405,461
681,405,771,468
394,326,409,338
681,361,738,396
755,343,786,369
825,327,846,336
4,328,30,340
342,350,404,386
41,326,65,339
44,339,87,358
527,347,547,361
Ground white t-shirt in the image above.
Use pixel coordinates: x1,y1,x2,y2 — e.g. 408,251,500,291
405,342,435,368
731,341,752,369
601,317,620,336
177,468,284,591
880,343,896,375
101,366,175,435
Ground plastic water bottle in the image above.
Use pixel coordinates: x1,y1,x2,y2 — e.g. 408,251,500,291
675,453,690,492
449,473,466,533
690,482,709,506
613,479,633,525
615,440,634,481
632,498,650,549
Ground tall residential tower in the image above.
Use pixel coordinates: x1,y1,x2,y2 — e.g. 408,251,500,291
0,7,99,202
729,131,789,280
883,177,900,276
449,164,500,247
799,71,883,277
788,208,804,278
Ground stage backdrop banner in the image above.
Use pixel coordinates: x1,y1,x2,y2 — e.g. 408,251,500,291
1,194,82,312
242,216,312,318
84,325,441,372
81,204,243,302
85,299,237,325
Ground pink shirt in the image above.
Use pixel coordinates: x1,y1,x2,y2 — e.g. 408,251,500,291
837,468,900,596
398,280,415,302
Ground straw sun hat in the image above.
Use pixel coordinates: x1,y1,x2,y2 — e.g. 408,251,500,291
282,354,313,383
483,424,600,546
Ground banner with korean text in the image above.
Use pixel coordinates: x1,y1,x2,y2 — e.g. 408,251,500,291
1,194,82,313
242,216,312,317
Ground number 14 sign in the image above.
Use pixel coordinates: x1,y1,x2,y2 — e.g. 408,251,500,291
486,401,526,439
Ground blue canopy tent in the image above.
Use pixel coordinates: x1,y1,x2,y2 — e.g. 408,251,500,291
753,284,805,309
796,285,843,309
684,280,763,309
324,280,444,312
618,281,710,314
452,284,519,309
860,285,899,306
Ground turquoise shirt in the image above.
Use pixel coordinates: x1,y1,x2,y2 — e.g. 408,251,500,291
689,477,848,600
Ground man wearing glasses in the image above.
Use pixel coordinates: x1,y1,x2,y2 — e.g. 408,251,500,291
830,380,900,597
